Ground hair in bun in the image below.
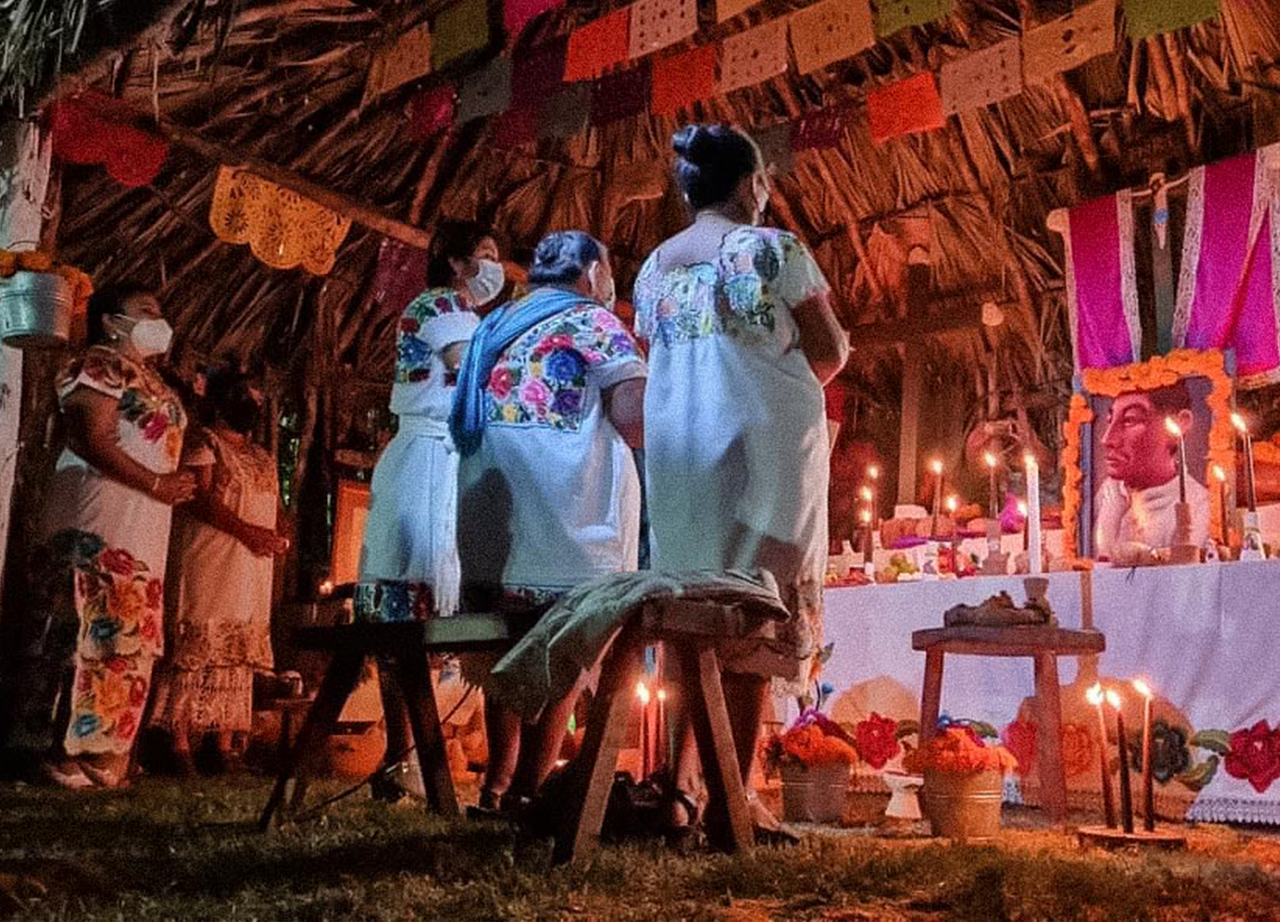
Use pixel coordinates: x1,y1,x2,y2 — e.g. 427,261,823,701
528,230,605,286
671,124,761,210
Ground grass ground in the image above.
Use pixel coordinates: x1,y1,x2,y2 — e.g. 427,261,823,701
2,777,1280,921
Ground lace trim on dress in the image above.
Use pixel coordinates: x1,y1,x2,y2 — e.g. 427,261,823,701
165,621,273,672
1117,189,1142,363
1172,166,1205,351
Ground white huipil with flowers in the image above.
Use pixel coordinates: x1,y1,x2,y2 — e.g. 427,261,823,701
633,226,832,688
358,287,478,619
456,299,647,596
29,345,187,754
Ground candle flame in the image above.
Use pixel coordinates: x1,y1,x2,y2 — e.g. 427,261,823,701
860,486,874,502
318,579,334,598
1232,412,1249,435
1105,689,1122,710
860,509,872,524
930,459,944,476
868,465,880,480
1212,464,1226,483
1086,683,1104,706
1024,452,1037,469
983,451,998,469
636,681,650,705
1133,678,1153,699
946,496,959,513
1164,416,1183,438
656,688,667,702
1017,500,1028,516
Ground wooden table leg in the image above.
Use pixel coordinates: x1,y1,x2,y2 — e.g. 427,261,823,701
681,643,752,854
259,648,364,831
1034,652,1067,825
395,650,459,817
919,648,945,743
554,627,642,865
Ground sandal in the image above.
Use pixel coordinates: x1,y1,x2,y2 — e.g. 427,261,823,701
78,762,130,789
39,760,93,790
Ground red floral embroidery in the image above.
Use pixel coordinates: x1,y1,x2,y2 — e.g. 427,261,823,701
145,578,163,610
1002,719,1038,777
434,296,455,313
129,676,148,708
1225,721,1280,794
99,548,137,576
400,317,421,333
115,709,138,741
107,657,129,674
854,713,901,770
489,366,514,400
142,411,170,442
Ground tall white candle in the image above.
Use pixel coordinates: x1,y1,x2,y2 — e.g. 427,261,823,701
1025,453,1042,574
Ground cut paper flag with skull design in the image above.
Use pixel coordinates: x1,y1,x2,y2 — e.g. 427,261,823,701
720,18,790,94
628,0,698,59
940,38,1022,116
789,0,875,75
1022,0,1116,85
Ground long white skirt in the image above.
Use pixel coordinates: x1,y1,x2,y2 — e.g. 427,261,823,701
359,415,460,617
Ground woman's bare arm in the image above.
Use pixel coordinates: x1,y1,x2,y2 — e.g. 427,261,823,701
604,378,645,450
791,291,849,386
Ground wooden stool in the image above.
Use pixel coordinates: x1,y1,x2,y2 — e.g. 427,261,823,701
555,601,780,864
259,614,515,830
911,625,1105,824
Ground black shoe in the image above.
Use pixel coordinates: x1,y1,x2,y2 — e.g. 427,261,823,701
370,767,409,804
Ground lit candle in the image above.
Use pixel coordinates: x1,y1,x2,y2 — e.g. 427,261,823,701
1134,679,1155,832
867,465,880,526
1164,417,1188,505
1107,689,1135,834
1232,413,1257,513
860,507,874,559
1213,464,1229,548
1018,500,1029,552
636,681,651,778
1025,453,1042,575
656,686,667,771
983,451,999,519
1086,684,1117,828
930,459,944,536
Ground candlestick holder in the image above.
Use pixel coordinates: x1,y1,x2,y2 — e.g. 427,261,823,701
1241,510,1267,561
982,520,1007,576
1168,503,1201,565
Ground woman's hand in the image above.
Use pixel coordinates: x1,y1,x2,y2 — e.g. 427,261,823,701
150,471,198,505
239,525,290,558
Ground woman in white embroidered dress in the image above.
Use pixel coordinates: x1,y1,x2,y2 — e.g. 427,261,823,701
357,221,504,801
149,362,287,771
633,124,849,834
14,285,196,788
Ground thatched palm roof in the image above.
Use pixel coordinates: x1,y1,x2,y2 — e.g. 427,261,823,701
9,0,1280,421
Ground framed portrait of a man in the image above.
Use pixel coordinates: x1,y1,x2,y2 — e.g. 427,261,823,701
1062,351,1235,560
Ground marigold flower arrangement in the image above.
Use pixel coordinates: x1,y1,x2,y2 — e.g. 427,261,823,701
762,708,859,774
902,726,1018,776
0,248,94,319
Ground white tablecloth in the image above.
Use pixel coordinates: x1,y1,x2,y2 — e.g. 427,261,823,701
817,561,1280,823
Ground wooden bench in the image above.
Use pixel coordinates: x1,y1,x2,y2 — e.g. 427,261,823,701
258,613,520,830
911,624,1106,824
554,600,782,864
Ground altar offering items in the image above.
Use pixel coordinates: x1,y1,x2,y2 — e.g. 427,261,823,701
903,727,1017,841
942,591,1053,628
984,451,999,517
763,708,858,824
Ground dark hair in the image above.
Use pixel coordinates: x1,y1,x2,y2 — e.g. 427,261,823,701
426,220,493,288
86,283,154,345
527,231,604,286
1144,382,1193,416
672,124,761,210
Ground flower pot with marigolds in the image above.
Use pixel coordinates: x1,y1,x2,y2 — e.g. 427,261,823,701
904,727,1018,841
0,250,93,348
763,709,858,824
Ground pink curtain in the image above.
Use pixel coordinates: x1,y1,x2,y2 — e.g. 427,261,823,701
1065,190,1141,373
1176,145,1280,387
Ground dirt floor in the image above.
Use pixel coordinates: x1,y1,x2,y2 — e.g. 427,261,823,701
2,776,1280,921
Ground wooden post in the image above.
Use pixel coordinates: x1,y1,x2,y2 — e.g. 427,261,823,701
897,344,923,505
0,120,52,622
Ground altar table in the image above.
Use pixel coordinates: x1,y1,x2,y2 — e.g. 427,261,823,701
816,561,1280,824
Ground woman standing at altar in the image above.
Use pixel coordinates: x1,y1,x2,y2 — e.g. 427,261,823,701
149,361,288,772
13,285,196,788
357,221,503,801
633,124,848,832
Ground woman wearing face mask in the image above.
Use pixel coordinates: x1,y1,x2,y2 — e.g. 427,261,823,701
356,221,502,801
12,285,196,789
452,230,645,813
149,361,288,773
632,124,849,839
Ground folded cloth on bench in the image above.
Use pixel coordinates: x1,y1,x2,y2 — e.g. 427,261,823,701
486,570,789,720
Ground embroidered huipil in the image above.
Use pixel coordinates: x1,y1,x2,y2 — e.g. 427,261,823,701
456,296,647,594
359,287,478,618
633,226,831,686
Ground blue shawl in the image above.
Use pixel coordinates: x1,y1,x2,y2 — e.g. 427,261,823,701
450,286,586,456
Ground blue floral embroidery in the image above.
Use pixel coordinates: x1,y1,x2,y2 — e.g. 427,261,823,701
395,288,468,385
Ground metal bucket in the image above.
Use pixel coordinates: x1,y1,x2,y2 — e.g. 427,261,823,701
780,762,850,824
0,270,73,348
923,769,1004,841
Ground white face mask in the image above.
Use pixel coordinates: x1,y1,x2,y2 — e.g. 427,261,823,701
466,258,506,306
752,176,771,225
589,263,617,311
114,315,173,358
